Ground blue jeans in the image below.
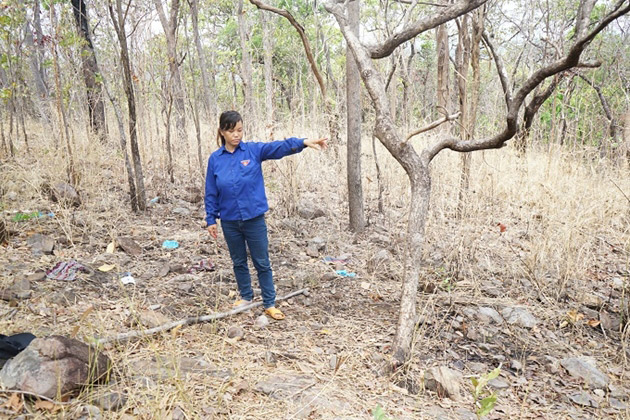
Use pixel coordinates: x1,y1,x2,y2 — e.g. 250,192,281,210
221,215,275,308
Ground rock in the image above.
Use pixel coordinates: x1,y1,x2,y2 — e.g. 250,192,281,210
582,293,604,309
593,389,605,398
27,234,55,255
610,398,627,410
95,392,127,411
368,249,392,270
599,311,621,333
478,307,504,325
172,207,191,216
12,279,31,292
568,391,598,408
608,384,628,400
560,357,609,389
488,378,510,389
137,310,172,328
263,351,277,365
80,405,102,420
158,264,170,277
306,237,326,257
501,307,538,328
48,182,81,207
424,366,462,400
6,191,17,201
171,406,186,420
254,375,348,413
171,273,198,282
177,282,193,293
510,360,523,371
255,315,270,329
117,237,143,256
297,199,325,220
227,326,244,340
26,271,46,282
0,336,110,399
611,277,624,290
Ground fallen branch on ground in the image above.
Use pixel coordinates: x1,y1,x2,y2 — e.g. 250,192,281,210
94,288,309,345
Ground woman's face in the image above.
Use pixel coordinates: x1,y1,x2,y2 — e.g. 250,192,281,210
221,120,243,150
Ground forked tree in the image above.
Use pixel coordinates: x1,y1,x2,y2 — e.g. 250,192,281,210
323,0,630,368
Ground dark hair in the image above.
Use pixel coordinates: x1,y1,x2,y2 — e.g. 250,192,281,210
217,110,243,147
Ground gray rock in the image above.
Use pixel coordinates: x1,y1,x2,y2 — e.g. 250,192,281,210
172,207,191,216
171,406,186,420
255,314,270,329
226,326,244,340
488,378,510,389
27,234,55,255
369,248,392,270
95,392,127,411
569,391,598,408
560,357,609,389
608,384,628,400
501,307,538,328
12,279,31,291
49,182,81,207
137,310,172,328
26,271,46,282
0,336,110,399
478,307,503,325
297,199,325,220
6,191,17,201
424,366,462,400
609,398,627,410
80,405,102,420
117,237,143,256
611,277,624,290
510,360,523,371
177,282,193,293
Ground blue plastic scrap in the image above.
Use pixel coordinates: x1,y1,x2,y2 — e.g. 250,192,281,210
162,240,179,250
335,270,357,278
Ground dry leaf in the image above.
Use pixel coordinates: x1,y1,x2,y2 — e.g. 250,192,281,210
34,400,61,412
319,329,332,335
587,319,601,328
566,310,584,323
5,393,23,413
171,324,183,339
71,306,95,337
106,242,116,253
98,264,116,272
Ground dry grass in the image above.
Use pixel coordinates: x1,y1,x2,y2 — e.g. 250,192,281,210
1,120,629,419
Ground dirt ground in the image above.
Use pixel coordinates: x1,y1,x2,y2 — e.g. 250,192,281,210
1,140,629,419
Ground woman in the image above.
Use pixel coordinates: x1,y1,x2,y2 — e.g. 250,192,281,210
205,110,327,320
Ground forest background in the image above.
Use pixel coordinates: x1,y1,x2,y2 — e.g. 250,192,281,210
0,0,629,418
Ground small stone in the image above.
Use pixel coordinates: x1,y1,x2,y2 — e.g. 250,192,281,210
227,326,244,340
593,389,605,398
26,271,46,281
263,351,277,365
82,405,102,420
583,293,604,309
608,384,628,400
478,307,503,325
6,191,17,201
171,406,186,420
96,392,127,411
610,398,627,410
611,277,624,290
501,307,538,328
560,357,609,389
172,207,191,216
510,360,523,371
12,279,31,291
424,366,462,401
48,182,81,207
488,378,510,389
569,391,598,408
138,310,172,328
255,315,270,329
599,311,621,333
177,282,193,293
297,199,325,219
117,237,143,256
368,249,392,270
27,234,55,255
329,354,337,370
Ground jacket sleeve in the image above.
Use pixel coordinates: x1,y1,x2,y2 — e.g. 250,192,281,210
204,156,219,226
258,137,306,161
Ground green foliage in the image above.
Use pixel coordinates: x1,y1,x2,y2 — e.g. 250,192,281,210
471,368,500,419
372,404,395,420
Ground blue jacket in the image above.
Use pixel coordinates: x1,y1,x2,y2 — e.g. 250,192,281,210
204,138,306,226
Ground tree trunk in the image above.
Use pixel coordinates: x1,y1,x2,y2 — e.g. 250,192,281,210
261,11,275,138
71,0,106,140
153,0,187,145
237,0,254,124
456,15,471,218
436,22,450,127
189,0,215,119
346,0,366,232
110,0,147,211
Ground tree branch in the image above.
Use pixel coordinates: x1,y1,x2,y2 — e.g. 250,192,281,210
249,0,327,99
94,288,309,344
367,0,489,58
482,31,512,108
423,0,630,162
406,111,460,141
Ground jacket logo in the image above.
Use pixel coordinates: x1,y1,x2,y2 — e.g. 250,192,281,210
241,160,250,167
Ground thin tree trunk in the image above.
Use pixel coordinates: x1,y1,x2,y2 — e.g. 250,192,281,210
347,0,366,232
237,0,254,124
189,0,214,119
372,135,384,214
261,11,275,138
110,0,147,211
456,15,471,218
165,93,175,183
436,22,450,127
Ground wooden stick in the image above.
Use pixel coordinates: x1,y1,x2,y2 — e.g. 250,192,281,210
94,288,309,345
405,111,461,141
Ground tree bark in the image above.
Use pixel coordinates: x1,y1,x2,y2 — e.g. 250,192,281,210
71,0,107,140
109,0,146,211
153,0,187,145
189,0,215,119
346,0,366,232
261,11,275,138
237,0,254,123
436,22,450,128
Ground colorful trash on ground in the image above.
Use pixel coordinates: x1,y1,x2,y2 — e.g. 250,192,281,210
162,240,179,250
120,272,136,285
335,270,357,278
11,211,55,222
189,259,216,273
46,260,89,281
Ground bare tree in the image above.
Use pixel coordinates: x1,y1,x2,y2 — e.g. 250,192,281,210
346,0,366,232
261,11,275,138
237,0,254,123
71,0,107,140
188,0,215,119
324,0,630,368
109,0,147,211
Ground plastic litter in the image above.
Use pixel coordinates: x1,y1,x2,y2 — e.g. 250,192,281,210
323,255,350,264
46,260,89,281
189,259,216,273
335,270,357,278
149,197,160,204
162,240,179,250
120,272,136,285
11,211,55,222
